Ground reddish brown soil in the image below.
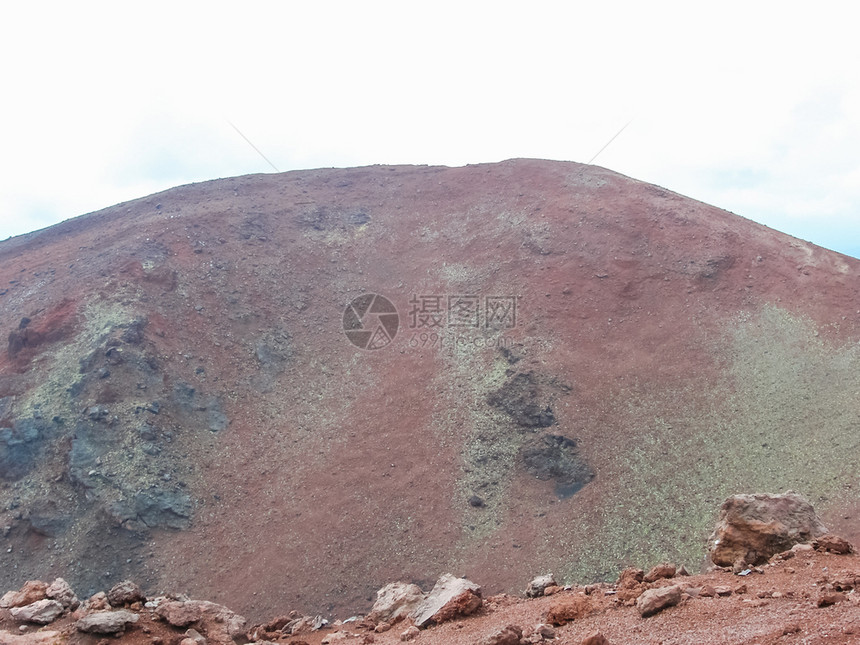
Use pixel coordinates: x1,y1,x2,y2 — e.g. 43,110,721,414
315,550,860,644
0,159,858,624
1,550,858,644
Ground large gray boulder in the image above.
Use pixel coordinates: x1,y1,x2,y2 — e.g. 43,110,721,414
156,600,246,644
709,491,828,566
45,578,78,609
410,574,482,628
636,586,681,617
106,580,146,607
9,600,64,624
76,609,139,634
368,582,425,623
0,581,48,609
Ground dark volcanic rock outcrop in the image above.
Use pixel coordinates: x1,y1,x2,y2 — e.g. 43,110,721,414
521,434,593,499
487,371,557,428
1,159,859,620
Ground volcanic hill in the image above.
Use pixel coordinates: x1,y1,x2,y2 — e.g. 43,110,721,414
0,159,858,621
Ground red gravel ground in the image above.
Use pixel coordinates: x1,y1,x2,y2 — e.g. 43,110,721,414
1,549,857,644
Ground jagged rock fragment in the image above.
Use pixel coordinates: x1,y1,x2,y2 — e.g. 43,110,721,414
410,574,482,628
636,586,681,617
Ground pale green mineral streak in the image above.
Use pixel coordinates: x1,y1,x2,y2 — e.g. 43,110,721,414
560,304,860,584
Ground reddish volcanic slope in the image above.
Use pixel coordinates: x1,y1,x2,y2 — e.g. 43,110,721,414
0,159,858,621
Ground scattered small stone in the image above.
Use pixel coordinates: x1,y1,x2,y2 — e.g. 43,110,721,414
10,599,65,624
155,599,246,642
262,615,293,632
532,624,555,639
615,568,645,602
375,622,391,633
156,601,203,627
476,624,523,645
85,592,109,611
643,563,676,583
400,625,419,641
0,581,49,609
699,585,716,598
525,574,556,598
616,568,644,589
817,592,846,607
107,581,146,607
812,534,854,554
743,598,769,608
546,594,591,626
580,632,611,645
284,614,328,635
714,586,733,597
45,578,78,609
636,586,681,618
834,577,858,592
76,610,140,634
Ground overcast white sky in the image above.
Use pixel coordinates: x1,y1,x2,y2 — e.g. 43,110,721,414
1,1,859,258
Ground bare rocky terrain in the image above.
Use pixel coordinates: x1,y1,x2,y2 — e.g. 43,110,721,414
0,527,858,645
0,159,858,633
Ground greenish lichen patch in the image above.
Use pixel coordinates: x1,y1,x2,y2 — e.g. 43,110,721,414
423,335,520,541
558,304,860,585
21,299,139,417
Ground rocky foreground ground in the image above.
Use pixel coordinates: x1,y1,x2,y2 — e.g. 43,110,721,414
0,541,857,645
1,494,857,645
